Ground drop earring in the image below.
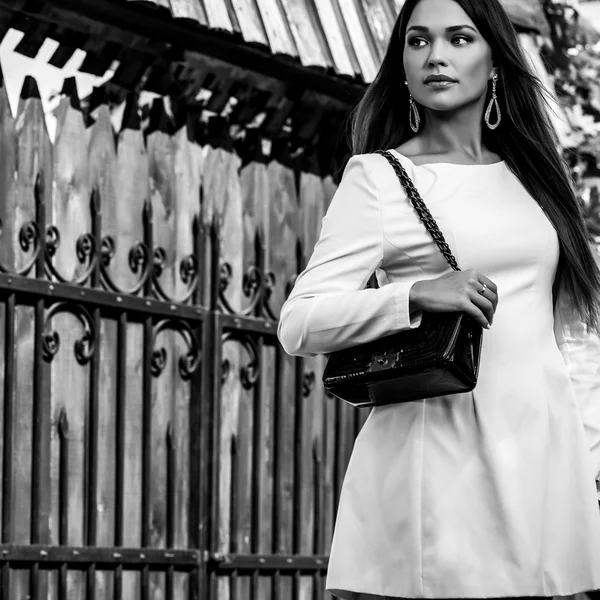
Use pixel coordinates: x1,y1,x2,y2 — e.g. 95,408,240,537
405,81,420,133
485,74,501,130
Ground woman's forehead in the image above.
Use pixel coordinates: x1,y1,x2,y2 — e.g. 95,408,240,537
407,0,477,30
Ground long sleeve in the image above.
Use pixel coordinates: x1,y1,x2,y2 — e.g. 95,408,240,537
277,154,423,358
554,293,600,494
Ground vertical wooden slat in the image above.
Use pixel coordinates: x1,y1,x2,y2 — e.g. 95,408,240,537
50,77,91,284
267,145,299,600
0,63,15,547
239,134,273,600
172,110,203,551
173,109,203,305
117,95,147,600
49,77,89,600
13,77,52,568
0,64,16,272
205,131,245,600
1,296,13,544
145,95,174,595
11,75,52,599
88,93,119,600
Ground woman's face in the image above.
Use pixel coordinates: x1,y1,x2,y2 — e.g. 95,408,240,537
403,0,495,115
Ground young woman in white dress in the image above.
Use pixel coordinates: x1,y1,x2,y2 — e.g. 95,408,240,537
278,0,600,598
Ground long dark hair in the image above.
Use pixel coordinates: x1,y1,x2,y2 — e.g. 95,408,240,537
351,0,600,331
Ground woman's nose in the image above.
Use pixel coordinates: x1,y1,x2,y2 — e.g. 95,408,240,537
427,42,449,67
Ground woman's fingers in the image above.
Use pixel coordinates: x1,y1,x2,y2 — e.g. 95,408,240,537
478,274,498,296
469,289,495,327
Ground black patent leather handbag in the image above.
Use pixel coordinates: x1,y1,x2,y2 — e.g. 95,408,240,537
322,150,483,408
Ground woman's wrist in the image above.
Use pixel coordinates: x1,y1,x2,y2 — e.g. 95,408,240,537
409,280,425,312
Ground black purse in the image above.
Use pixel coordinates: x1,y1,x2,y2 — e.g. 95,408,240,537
322,150,483,408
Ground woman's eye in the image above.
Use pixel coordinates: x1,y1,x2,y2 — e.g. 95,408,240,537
407,37,427,48
452,35,472,45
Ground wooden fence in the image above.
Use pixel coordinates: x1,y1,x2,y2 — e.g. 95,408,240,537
0,69,369,599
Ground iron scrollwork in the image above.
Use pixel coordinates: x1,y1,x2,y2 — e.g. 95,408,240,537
0,219,42,276
152,249,200,305
218,262,264,317
45,225,99,286
220,331,260,390
100,235,152,295
42,302,96,365
150,319,202,381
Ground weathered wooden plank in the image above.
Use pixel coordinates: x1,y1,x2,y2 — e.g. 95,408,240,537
172,110,203,305
209,135,244,315
267,145,298,572
0,68,14,540
265,146,298,319
357,0,395,61
87,96,119,600
239,136,274,574
13,78,53,578
146,98,176,564
334,0,379,82
313,0,357,76
278,0,331,68
0,65,17,272
171,111,203,550
50,77,91,284
201,0,234,31
229,0,269,46
254,0,299,56
117,97,147,568
48,77,90,600
236,143,262,575
205,139,244,573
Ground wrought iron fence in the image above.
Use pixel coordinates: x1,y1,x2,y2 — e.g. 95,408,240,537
0,74,367,600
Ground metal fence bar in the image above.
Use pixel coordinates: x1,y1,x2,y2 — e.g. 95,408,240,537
1,293,15,544
114,312,127,548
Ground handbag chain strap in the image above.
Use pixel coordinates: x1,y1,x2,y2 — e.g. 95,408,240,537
375,149,460,272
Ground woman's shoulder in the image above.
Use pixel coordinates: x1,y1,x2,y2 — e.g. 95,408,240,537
342,149,417,187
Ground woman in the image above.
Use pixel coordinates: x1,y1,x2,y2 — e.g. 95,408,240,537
278,0,600,598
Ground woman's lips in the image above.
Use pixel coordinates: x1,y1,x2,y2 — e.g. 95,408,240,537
425,80,457,88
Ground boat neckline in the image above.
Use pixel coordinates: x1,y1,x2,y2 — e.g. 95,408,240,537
388,148,506,168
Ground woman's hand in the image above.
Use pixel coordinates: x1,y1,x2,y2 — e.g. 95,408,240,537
409,270,498,329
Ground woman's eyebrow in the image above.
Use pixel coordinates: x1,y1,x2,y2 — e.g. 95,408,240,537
406,24,478,33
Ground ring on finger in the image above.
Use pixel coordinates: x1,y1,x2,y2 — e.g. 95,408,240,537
479,283,488,296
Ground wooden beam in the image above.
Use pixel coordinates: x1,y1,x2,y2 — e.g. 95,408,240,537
4,0,365,104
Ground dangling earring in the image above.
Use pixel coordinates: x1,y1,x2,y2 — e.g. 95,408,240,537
405,80,420,133
485,74,501,130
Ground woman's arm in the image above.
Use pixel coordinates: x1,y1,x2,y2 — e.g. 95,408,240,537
554,292,600,496
277,154,423,358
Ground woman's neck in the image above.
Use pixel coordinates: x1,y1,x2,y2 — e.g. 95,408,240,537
419,105,487,161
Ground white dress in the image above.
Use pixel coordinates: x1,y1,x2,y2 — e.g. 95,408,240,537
277,151,600,599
